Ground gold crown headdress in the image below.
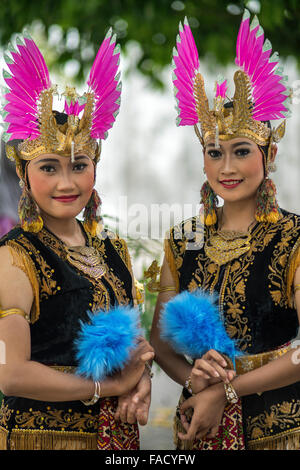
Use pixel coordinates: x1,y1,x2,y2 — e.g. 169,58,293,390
1,28,122,176
172,11,291,167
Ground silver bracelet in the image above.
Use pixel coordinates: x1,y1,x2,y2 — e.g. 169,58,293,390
81,381,101,406
145,361,154,378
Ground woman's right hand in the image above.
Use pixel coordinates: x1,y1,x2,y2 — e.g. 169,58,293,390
190,349,236,393
116,337,154,395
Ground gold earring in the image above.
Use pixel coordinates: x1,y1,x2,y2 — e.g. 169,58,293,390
83,189,102,236
255,178,281,223
200,180,217,225
18,186,43,233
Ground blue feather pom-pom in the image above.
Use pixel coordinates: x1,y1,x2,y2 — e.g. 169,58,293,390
159,289,242,364
75,305,141,381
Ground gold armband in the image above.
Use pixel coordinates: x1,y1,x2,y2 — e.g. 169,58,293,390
0,308,30,322
159,286,177,293
294,284,300,293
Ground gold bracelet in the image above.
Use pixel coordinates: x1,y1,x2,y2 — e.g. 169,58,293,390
184,375,193,395
0,308,30,322
159,286,177,293
224,382,239,404
81,381,101,406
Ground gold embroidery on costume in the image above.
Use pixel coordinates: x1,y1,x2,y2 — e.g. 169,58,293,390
247,401,300,444
0,403,13,427
268,214,300,307
6,240,41,323
205,229,251,265
14,234,59,300
38,227,130,311
286,238,300,307
14,408,98,432
110,236,130,269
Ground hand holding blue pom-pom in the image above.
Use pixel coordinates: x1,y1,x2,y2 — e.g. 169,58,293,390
75,305,154,394
159,289,243,390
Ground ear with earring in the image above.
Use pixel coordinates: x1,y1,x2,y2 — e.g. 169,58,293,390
255,178,281,223
83,188,103,237
18,181,43,233
200,180,218,225
255,144,281,223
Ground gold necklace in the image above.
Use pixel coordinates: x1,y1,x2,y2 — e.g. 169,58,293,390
65,245,106,280
204,208,255,265
41,223,107,281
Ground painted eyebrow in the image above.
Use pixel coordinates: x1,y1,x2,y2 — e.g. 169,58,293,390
34,155,89,165
206,142,252,149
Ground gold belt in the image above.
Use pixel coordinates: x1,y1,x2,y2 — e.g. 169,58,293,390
49,365,76,374
235,344,290,375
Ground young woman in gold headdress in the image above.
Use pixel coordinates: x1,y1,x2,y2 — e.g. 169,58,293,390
0,30,153,450
150,11,300,450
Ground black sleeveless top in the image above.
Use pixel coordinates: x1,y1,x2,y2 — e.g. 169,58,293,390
165,209,300,447
0,222,134,448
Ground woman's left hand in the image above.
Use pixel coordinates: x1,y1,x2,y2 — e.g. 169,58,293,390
178,383,227,441
114,372,152,425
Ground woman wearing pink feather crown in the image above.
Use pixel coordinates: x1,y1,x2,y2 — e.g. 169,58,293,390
151,10,300,450
0,28,154,450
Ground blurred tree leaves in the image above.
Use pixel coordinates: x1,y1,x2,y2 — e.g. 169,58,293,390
0,0,300,88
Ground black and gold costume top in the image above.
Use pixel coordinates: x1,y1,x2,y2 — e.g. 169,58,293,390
164,209,300,448
0,222,137,450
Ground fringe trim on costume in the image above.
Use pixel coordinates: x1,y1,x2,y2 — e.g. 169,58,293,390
6,241,40,323
9,429,97,450
173,413,193,451
0,427,8,450
286,239,300,308
164,238,180,293
248,429,300,450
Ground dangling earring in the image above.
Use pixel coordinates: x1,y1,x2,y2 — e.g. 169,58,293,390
18,185,43,233
255,178,281,223
83,189,102,236
200,180,218,225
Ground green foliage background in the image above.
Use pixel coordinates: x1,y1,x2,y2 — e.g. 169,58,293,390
0,0,299,87
0,0,299,407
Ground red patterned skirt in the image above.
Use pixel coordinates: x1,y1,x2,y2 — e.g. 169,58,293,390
174,391,245,450
97,397,139,450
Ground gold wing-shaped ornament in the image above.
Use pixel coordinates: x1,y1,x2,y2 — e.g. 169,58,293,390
231,70,253,134
272,120,286,143
193,73,216,142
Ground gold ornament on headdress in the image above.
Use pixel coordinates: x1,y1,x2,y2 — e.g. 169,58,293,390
172,12,291,166
2,28,121,171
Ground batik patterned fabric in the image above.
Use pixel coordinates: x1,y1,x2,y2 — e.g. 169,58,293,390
174,389,245,450
97,398,139,450
164,209,300,450
0,222,139,450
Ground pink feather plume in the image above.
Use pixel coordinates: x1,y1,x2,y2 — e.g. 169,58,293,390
86,28,121,139
215,76,228,99
2,32,51,142
64,99,86,116
172,18,200,126
235,9,290,121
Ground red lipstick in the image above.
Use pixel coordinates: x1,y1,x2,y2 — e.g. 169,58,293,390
219,179,243,189
53,195,79,203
